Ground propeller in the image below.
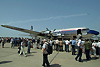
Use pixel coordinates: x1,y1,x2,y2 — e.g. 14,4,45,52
53,29,56,31
47,28,56,34
41,28,56,37
46,28,49,31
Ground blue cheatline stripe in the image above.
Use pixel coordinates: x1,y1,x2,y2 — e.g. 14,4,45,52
87,30,99,35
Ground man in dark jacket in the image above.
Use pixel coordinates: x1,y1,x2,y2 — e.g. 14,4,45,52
84,39,91,60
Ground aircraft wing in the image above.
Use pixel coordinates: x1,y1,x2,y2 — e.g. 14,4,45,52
1,25,43,36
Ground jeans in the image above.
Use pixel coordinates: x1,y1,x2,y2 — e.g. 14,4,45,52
11,42,14,48
2,42,5,48
66,45,69,52
59,45,63,51
98,47,100,57
85,49,90,60
75,48,82,61
72,45,75,55
27,46,30,53
56,44,59,51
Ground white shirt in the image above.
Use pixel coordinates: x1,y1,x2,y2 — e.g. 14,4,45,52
97,42,100,48
10,38,13,43
81,41,85,45
50,40,53,45
77,39,83,49
43,43,46,48
43,42,48,48
43,42,48,54
77,39,82,46
92,42,97,50
55,40,59,44
65,40,70,45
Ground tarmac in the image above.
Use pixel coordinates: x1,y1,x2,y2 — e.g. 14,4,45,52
0,43,100,67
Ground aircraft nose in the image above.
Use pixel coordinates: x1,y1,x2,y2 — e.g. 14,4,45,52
87,30,99,35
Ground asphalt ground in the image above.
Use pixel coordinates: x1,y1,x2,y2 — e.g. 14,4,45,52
0,43,100,67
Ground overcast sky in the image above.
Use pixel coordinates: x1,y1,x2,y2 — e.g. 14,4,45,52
0,0,100,37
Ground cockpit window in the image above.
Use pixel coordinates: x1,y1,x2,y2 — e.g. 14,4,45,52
82,28,89,31
86,28,89,30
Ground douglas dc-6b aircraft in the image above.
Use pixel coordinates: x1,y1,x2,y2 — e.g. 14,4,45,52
1,25,99,39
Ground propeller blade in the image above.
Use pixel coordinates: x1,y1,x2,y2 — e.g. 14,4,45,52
49,31,51,34
53,29,56,31
46,28,49,31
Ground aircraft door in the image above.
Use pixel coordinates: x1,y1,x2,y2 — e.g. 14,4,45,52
77,29,81,35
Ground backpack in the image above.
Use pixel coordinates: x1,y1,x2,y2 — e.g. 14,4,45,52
46,43,53,55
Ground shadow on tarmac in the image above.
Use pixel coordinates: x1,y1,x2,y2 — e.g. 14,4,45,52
50,52,59,64
30,52,37,53
0,61,12,64
82,57,99,62
3,47,10,48
26,54,34,57
50,64,61,67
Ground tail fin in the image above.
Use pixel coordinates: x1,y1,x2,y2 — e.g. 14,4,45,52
31,26,33,31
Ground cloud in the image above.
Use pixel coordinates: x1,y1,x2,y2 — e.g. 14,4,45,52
6,13,88,25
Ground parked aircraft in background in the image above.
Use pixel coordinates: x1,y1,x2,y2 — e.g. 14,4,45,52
1,25,99,39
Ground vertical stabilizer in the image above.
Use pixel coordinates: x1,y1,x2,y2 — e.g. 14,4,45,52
31,26,33,31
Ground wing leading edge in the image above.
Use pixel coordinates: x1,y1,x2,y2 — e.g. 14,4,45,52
1,25,43,36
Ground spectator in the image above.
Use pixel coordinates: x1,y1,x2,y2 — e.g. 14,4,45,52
0,37,2,45
10,37,14,48
59,40,63,51
75,37,83,62
97,40,100,58
65,40,70,52
27,39,31,53
84,39,91,60
2,37,6,48
42,39,50,67
92,40,98,59
71,38,76,55
55,39,59,51
19,40,27,57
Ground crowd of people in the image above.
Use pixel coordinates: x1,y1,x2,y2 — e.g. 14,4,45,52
0,37,100,66
75,37,100,62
